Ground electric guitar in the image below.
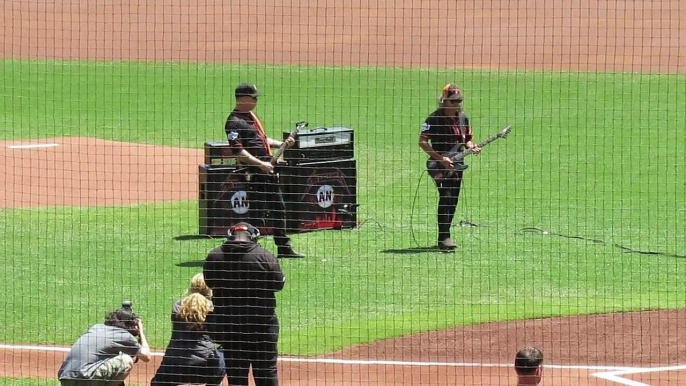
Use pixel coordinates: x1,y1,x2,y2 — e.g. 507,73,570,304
234,121,308,175
427,125,512,179
271,120,308,166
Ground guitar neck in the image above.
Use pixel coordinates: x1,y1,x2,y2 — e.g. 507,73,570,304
270,145,288,165
451,132,501,162
476,133,501,149
270,128,299,165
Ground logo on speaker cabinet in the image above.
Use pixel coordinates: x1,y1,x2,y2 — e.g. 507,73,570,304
316,185,334,208
230,190,249,214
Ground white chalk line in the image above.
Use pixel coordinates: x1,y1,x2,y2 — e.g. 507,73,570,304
7,143,59,149
2,343,684,385
591,364,686,386
0,343,647,370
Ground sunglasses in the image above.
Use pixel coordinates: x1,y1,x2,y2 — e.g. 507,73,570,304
442,85,463,103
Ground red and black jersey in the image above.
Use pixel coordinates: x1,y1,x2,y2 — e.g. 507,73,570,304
225,110,273,162
420,109,473,155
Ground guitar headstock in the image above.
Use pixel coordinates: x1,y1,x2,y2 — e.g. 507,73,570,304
295,121,309,130
497,125,512,139
291,121,308,138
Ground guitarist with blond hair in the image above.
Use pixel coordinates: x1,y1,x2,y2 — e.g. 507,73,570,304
418,83,482,251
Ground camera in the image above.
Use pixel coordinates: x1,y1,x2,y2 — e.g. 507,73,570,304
120,300,141,336
121,300,140,320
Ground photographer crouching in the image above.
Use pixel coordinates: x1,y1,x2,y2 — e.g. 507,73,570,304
57,301,152,386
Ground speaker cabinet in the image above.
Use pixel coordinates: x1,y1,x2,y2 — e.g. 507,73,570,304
198,164,268,236
284,158,358,232
204,141,238,166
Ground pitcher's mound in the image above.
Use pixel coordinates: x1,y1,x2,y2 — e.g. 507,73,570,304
0,137,204,208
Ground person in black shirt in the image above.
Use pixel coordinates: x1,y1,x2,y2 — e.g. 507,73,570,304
203,222,286,386
225,82,304,259
418,84,481,251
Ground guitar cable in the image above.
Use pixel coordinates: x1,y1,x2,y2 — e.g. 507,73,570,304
516,227,685,258
409,169,427,248
409,168,479,248
410,177,684,258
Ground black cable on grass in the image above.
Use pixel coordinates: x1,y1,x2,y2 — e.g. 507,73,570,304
517,227,685,259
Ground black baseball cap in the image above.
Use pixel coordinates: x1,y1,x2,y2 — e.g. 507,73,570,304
232,222,255,231
228,222,260,237
235,82,262,98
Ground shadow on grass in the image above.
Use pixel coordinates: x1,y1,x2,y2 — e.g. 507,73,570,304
175,260,206,268
174,234,219,241
380,246,452,255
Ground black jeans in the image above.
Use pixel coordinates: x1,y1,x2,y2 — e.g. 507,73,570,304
220,323,280,386
431,171,463,241
250,173,291,248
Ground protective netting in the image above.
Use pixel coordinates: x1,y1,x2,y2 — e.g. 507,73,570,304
1,1,684,384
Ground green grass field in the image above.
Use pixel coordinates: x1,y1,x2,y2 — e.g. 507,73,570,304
0,378,59,386
1,59,685,356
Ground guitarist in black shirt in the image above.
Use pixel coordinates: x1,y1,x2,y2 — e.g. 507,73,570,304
225,82,305,259
418,84,481,251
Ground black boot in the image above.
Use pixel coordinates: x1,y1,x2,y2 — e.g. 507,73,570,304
277,245,305,259
438,237,457,251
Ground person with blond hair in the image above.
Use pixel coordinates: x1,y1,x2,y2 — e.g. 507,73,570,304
171,273,213,330
418,83,482,251
187,272,214,298
151,293,226,385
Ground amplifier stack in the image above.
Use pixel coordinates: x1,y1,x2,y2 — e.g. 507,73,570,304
198,125,358,236
282,126,354,161
282,126,357,232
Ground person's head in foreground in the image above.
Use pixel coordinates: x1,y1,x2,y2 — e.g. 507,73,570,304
187,272,213,300
514,346,544,385
104,304,141,338
177,292,214,331
227,222,260,243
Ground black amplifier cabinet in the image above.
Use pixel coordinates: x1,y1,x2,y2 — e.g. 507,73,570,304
283,126,354,161
198,164,274,236
284,158,358,232
204,141,238,166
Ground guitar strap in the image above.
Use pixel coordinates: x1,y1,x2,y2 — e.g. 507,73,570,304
249,111,272,156
455,114,471,146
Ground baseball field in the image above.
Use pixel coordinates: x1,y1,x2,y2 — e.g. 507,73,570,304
1,0,685,384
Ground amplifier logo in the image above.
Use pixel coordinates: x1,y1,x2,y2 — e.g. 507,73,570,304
301,170,351,209
316,184,334,208
314,135,336,144
214,173,249,216
230,190,249,214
